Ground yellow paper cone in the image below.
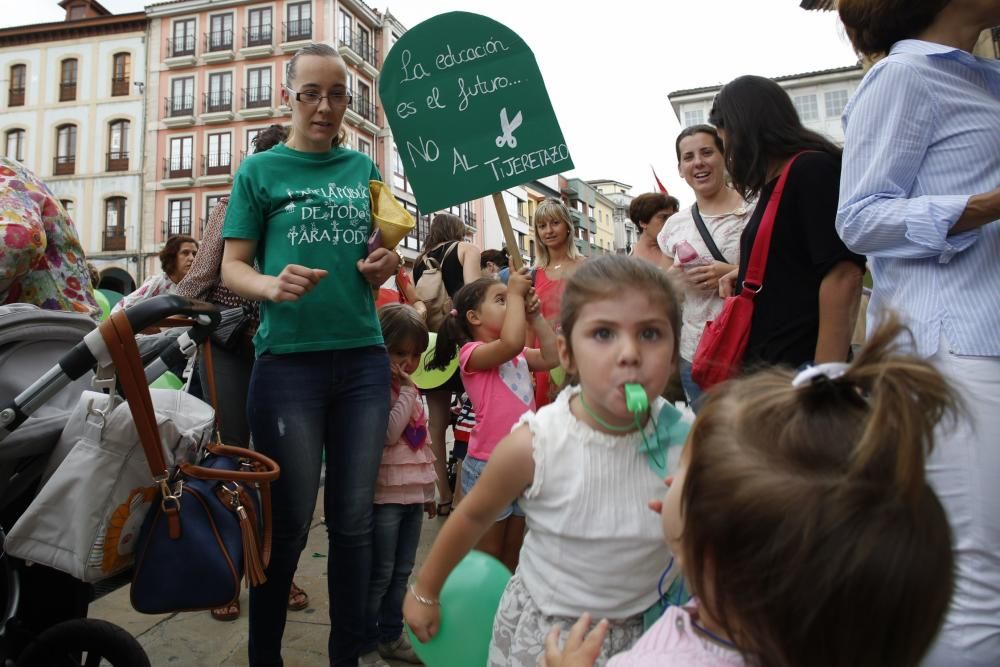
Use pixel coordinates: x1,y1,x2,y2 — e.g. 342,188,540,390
370,180,416,250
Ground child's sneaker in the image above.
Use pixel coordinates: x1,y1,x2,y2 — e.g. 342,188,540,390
378,633,421,663
358,651,391,667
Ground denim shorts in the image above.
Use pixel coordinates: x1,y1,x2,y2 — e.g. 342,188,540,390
461,455,524,522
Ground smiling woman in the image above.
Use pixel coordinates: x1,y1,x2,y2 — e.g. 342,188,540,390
219,42,402,667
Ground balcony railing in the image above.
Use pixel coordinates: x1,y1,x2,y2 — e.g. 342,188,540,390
203,90,233,113
103,228,126,251
163,155,193,179
463,209,477,230
349,96,376,123
243,24,273,48
283,18,312,42
339,28,377,66
206,29,234,52
53,156,75,176
111,77,129,97
162,218,193,238
243,85,272,109
167,34,196,58
8,87,24,107
59,82,76,102
106,151,129,172
164,95,195,117
202,153,232,176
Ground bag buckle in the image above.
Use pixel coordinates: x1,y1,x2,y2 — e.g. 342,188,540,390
741,281,762,295
158,478,183,512
221,481,242,508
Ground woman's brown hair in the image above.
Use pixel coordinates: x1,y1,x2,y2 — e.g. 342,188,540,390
559,255,681,367
414,213,466,269
628,193,679,235
680,317,957,667
159,234,197,275
838,0,949,58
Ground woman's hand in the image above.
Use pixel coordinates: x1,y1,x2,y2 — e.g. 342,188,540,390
542,613,609,667
357,248,401,287
403,588,441,643
684,261,734,293
423,501,437,518
266,264,328,302
719,268,738,298
507,267,532,298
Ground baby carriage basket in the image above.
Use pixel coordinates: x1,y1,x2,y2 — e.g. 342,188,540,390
0,295,220,666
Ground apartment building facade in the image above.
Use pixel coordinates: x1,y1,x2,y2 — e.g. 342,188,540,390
589,179,634,255
668,64,864,146
0,0,147,290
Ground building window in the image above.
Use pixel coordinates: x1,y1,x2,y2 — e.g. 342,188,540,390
357,26,373,64
338,9,352,45
54,124,76,175
205,132,232,174
5,129,24,162
206,72,232,113
171,18,196,57
208,13,234,51
107,120,129,171
245,127,263,158
245,67,271,108
356,80,373,121
9,64,26,107
167,136,193,178
166,199,193,237
357,137,371,158
286,2,312,41
111,53,130,96
824,89,849,118
59,58,78,102
246,8,272,47
391,144,407,192
104,197,126,251
206,194,225,221
169,77,195,116
793,94,819,122
683,109,705,127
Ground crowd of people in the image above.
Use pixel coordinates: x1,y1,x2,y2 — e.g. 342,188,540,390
1,1,997,666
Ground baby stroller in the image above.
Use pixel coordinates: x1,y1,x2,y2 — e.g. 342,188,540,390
0,295,220,666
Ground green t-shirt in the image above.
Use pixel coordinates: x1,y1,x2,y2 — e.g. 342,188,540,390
223,143,383,356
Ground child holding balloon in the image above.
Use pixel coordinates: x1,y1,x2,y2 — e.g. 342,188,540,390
542,317,957,667
427,270,559,572
406,256,682,666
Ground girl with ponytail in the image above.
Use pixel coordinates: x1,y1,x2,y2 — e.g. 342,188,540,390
545,316,959,667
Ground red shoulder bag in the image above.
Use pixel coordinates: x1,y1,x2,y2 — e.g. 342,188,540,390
691,153,805,390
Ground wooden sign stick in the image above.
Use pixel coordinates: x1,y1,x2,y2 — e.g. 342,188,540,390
491,192,524,272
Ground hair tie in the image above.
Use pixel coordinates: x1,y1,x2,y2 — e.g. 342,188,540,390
792,362,850,388
449,309,458,317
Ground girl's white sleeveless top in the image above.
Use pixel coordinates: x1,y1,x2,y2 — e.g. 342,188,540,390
516,386,673,618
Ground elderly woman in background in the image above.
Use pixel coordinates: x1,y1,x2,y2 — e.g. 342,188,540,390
837,1,1000,664
628,192,679,270
113,234,198,313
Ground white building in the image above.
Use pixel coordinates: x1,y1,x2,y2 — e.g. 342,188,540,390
668,64,864,145
0,0,148,292
589,179,634,255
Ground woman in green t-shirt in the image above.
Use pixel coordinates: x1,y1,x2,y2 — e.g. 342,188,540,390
221,43,400,667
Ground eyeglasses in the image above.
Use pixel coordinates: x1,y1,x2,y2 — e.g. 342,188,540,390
285,86,353,106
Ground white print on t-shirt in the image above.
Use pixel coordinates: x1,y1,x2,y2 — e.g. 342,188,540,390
498,356,532,405
282,181,371,247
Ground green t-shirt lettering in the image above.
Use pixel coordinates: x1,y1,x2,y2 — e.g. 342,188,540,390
223,143,383,355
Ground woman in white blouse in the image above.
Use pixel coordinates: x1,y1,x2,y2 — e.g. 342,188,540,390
658,125,753,409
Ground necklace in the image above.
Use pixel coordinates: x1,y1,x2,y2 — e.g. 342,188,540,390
578,393,638,432
691,617,738,650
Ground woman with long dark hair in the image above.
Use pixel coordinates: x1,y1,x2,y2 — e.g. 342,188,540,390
709,75,864,370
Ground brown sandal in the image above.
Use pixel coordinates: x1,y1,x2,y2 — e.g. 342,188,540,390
211,599,240,622
288,581,309,611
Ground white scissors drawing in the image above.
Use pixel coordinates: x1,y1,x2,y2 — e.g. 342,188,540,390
496,107,523,149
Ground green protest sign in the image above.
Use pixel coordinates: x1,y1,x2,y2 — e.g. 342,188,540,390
378,12,574,214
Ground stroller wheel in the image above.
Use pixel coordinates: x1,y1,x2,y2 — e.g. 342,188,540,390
16,618,149,667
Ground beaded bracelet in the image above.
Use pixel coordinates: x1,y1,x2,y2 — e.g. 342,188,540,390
409,584,440,606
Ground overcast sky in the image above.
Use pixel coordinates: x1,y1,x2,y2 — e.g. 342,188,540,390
3,1,858,204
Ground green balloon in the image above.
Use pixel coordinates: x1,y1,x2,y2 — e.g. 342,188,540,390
92,289,110,321
411,332,459,390
149,371,183,390
407,551,511,667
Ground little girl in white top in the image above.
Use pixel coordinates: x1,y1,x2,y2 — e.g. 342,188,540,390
544,317,958,667
405,256,685,666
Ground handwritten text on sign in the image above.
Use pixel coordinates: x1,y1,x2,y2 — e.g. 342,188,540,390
378,12,574,213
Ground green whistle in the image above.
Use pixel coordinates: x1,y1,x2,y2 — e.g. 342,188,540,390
624,383,649,415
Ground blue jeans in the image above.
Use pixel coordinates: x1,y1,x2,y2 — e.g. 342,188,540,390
678,358,705,414
246,347,390,667
362,503,424,653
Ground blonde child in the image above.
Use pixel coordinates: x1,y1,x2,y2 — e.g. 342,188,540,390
360,304,438,667
406,256,684,666
426,269,559,572
544,317,958,667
